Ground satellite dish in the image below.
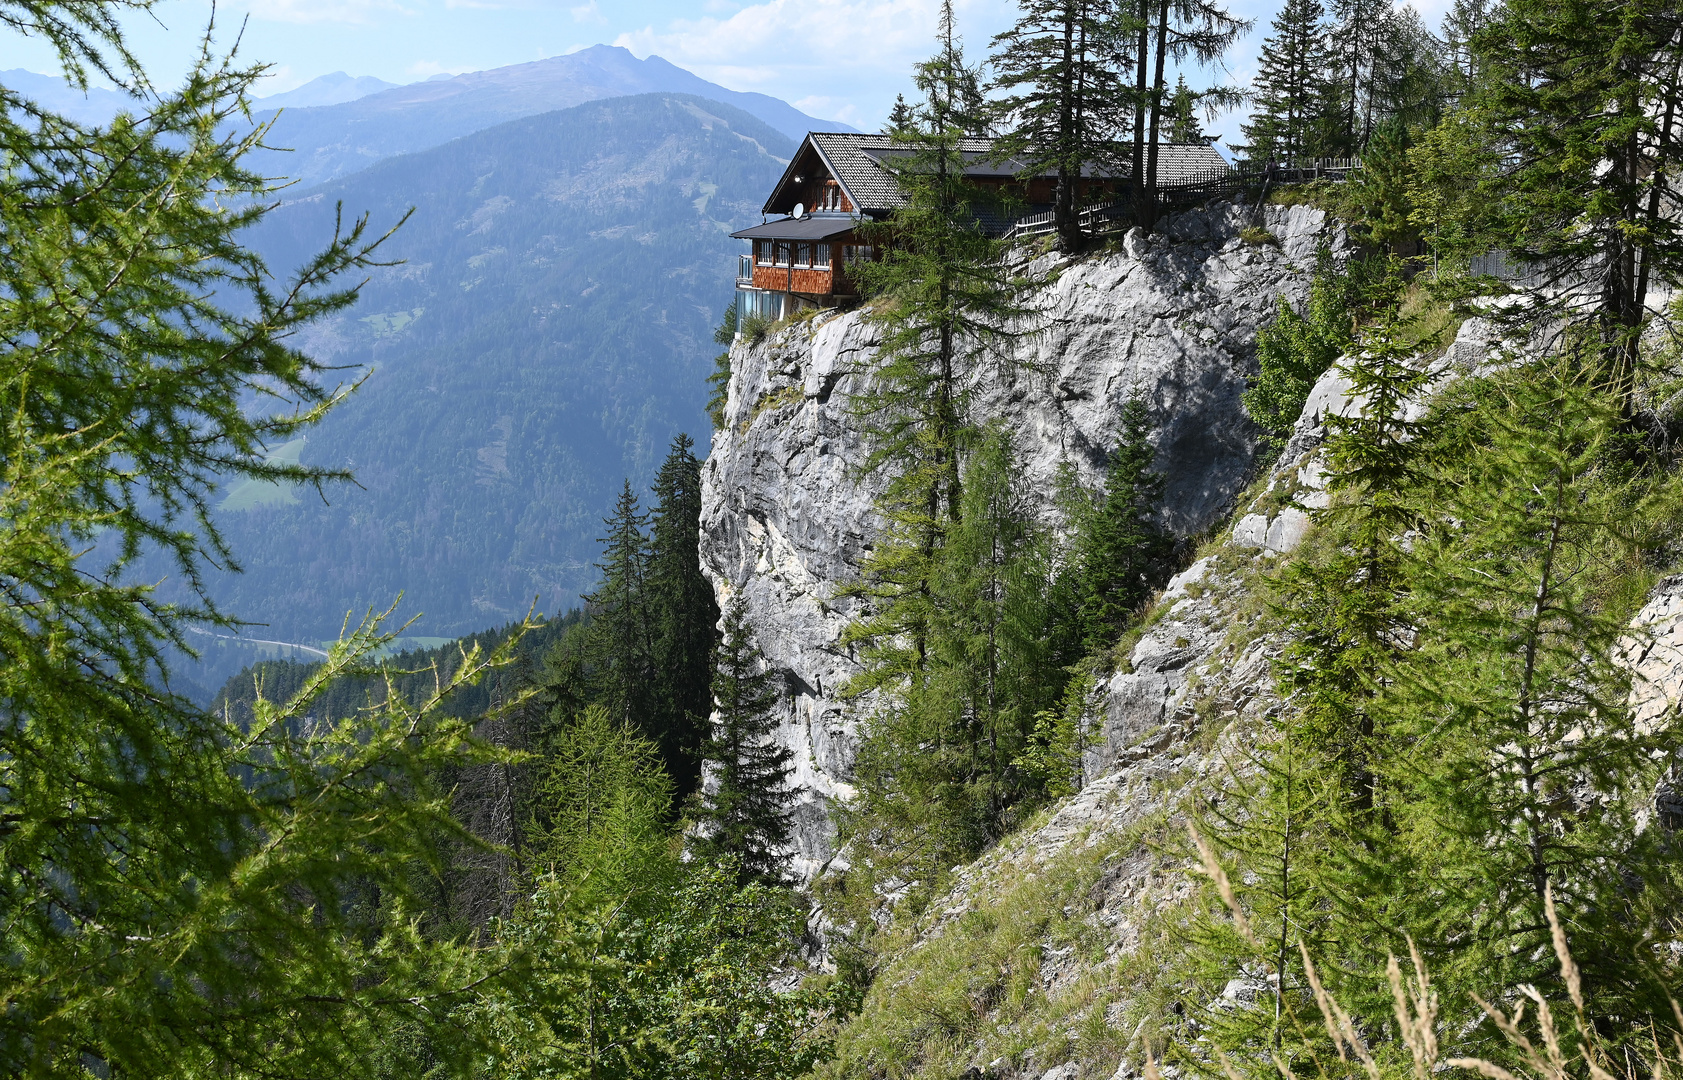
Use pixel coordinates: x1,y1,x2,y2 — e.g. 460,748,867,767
793,202,805,217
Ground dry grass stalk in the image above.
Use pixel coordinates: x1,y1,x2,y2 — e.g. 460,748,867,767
1543,884,1584,1014
1188,821,1261,951
1197,854,1682,1080
1387,943,1439,1080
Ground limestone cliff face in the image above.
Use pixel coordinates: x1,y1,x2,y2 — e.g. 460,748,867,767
699,199,1346,878
700,200,1353,874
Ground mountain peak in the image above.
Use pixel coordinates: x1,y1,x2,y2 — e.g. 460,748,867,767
258,72,401,109
251,49,854,187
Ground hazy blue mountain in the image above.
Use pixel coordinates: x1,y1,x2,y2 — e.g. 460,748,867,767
258,72,401,109
249,45,849,185
162,93,789,685
1,68,131,125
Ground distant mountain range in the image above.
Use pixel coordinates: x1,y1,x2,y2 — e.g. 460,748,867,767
151,92,793,691
11,50,846,694
249,46,851,186
0,68,133,125
5,47,850,186
258,72,401,110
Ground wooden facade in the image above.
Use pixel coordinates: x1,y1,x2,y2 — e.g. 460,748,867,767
745,236,872,299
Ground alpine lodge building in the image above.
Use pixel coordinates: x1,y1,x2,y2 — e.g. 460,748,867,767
731,132,1231,322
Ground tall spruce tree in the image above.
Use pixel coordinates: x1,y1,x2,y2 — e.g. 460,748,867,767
1438,0,1492,100
1129,0,1248,228
988,0,1134,251
844,426,1068,886
1272,317,1432,818
690,597,798,886
1075,395,1173,653
647,434,720,801
584,481,655,734
1239,0,1330,164
1460,0,1683,399
1324,0,1394,154
845,0,1031,687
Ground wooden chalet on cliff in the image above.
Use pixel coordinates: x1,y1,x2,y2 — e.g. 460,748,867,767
732,131,1230,320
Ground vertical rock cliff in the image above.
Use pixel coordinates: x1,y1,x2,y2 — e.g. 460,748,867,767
700,200,1347,877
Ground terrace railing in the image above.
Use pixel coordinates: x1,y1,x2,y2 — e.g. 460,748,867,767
1002,156,1362,240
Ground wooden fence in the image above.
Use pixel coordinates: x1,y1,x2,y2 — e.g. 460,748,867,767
1002,156,1362,240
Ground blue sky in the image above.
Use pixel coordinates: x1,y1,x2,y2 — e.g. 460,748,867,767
2,0,1452,139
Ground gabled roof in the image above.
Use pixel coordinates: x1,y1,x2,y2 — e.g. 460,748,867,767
762,132,1232,216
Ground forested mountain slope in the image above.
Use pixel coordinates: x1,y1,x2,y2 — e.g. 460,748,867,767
248,46,849,186
158,93,791,686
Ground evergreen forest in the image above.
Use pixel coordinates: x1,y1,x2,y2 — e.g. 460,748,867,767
5,0,1683,1077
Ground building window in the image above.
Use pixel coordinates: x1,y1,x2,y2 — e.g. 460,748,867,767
794,243,811,268
813,242,831,269
773,242,790,267
737,287,783,321
844,244,875,266
756,240,773,266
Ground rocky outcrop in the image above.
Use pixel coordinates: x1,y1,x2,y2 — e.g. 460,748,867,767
700,199,1348,878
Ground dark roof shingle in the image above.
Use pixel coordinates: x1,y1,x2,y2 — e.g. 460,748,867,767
795,132,1230,215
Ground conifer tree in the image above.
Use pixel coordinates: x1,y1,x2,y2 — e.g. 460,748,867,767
1075,395,1173,653
690,597,798,885
706,303,737,429
1459,0,1683,398
888,93,915,131
1324,0,1394,154
988,0,1133,250
1194,316,1438,1055
845,425,1065,880
527,704,675,905
0,5,523,1070
1129,0,1247,228
1375,358,1683,1029
846,0,1032,689
1239,0,1330,164
1271,316,1432,816
1166,75,1204,143
647,434,720,801
1206,353,1683,1052
1189,730,1334,1058
1438,0,1491,99
584,481,655,732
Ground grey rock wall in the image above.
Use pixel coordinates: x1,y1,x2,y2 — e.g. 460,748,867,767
699,200,1347,878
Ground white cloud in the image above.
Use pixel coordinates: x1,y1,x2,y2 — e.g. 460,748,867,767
240,0,410,25
570,0,607,22
253,64,303,93
614,0,1016,126
793,95,860,125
